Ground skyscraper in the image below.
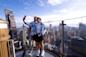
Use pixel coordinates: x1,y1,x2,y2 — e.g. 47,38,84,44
5,9,17,39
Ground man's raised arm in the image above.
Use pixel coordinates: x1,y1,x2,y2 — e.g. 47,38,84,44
23,16,28,25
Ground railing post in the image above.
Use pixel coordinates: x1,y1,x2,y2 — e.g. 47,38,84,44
8,39,16,57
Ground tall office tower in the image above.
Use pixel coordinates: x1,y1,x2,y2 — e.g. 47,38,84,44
5,9,17,39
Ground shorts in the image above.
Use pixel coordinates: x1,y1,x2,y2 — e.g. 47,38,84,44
32,34,43,42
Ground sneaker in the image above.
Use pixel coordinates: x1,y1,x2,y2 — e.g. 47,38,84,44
36,50,40,56
28,53,32,56
36,56,39,57
40,55,44,57
41,50,45,57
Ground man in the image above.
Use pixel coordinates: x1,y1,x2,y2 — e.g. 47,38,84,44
23,16,46,57
23,16,37,56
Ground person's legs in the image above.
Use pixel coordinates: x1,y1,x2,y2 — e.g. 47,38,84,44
33,34,41,57
36,42,40,57
32,40,36,48
29,40,35,53
37,35,45,57
40,41,45,57
35,34,45,57
28,35,36,56
40,41,44,50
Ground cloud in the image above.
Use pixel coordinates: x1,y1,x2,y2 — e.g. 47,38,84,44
47,0,68,6
39,14,61,26
15,0,86,27
39,0,86,26
49,0,86,19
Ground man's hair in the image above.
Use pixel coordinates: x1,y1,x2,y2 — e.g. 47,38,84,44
37,17,41,20
34,16,41,20
34,16,37,19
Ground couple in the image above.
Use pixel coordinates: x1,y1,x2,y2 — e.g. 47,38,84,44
23,16,46,57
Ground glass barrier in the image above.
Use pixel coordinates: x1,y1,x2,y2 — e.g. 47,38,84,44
9,18,86,57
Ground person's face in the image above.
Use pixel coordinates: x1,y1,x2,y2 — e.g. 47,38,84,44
37,18,41,23
34,17,37,21
34,17,38,23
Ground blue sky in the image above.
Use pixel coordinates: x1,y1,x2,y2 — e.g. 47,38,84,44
0,0,70,16
0,0,86,27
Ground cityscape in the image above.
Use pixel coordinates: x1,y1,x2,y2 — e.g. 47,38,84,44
0,0,86,57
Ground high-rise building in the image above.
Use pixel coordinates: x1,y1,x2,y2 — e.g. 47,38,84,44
79,23,86,38
5,9,17,39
